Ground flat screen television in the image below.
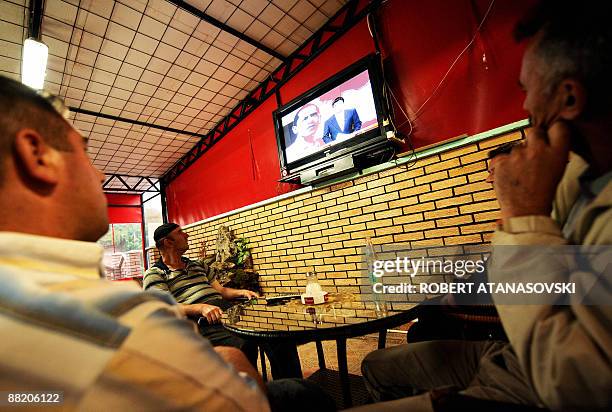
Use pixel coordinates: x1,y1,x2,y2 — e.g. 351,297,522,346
273,54,391,184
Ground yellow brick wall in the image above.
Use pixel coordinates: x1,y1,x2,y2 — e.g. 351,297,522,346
169,128,524,296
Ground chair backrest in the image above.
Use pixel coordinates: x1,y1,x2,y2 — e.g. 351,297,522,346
407,305,508,343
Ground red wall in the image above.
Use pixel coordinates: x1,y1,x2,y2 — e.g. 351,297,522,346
380,0,532,147
165,97,286,224
166,0,535,226
106,193,142,224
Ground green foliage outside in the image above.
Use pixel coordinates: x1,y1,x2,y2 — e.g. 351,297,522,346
98,224,143,252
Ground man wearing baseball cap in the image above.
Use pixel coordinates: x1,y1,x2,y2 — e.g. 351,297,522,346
145,223,302,379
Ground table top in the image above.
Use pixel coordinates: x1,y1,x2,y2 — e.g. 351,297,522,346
222,293,420,342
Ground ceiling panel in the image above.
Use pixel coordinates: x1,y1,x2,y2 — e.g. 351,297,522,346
0,0,348,186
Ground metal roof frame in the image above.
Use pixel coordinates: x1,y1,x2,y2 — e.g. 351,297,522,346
103,173,161,194
161,0,380,185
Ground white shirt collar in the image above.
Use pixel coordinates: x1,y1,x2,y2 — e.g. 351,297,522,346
335,111,345,125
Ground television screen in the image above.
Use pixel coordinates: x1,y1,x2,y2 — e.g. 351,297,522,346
279,68,380,165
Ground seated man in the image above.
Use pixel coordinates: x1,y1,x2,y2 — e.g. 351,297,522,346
0,75,267,410
144,223,302,379
0,76,334,411
356,2,611,411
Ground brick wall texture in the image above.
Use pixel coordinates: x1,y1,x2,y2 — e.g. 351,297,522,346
151,129,524,297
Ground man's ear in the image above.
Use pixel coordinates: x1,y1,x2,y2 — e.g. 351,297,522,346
292,125,298,135
556,79,586,121
13,129,62,185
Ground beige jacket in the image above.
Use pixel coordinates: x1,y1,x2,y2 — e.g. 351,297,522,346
490,155,612,411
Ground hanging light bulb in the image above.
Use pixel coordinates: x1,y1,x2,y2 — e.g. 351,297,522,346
22,38,48,90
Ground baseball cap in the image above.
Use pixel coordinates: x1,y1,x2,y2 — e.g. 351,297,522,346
153,223,179,243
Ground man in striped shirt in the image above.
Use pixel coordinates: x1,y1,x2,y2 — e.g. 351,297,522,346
144,223,303,379
144,223,260,358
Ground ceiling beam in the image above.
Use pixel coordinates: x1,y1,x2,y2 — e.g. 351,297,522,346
165,0,286,62
69,106,203,140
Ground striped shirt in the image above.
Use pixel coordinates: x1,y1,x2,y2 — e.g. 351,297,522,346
143,257,223,304
0,232,269,412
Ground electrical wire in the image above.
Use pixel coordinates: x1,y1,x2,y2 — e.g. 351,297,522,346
368,0,495,170
368,2,418,170
248,129,258,181
389,86,413,137
412,0,496,119
367,12,394,129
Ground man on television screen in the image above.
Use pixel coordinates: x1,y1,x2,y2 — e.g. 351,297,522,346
285,103,324,162
323,96,362,143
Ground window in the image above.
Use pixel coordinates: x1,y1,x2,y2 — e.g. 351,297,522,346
143,193,163,249
99,223,144,280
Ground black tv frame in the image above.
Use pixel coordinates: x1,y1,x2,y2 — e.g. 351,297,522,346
273,53,390,184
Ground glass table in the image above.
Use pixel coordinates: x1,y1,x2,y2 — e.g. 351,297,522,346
222,293,421,407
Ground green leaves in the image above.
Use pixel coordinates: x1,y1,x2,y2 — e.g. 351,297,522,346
234,238,250,267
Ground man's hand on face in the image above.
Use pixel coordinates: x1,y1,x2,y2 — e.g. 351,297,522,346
200,304,223,324
493,122,571,219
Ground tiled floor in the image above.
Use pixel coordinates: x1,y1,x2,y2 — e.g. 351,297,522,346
298,333,407,376
257,331,408,408
257,331,407,378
